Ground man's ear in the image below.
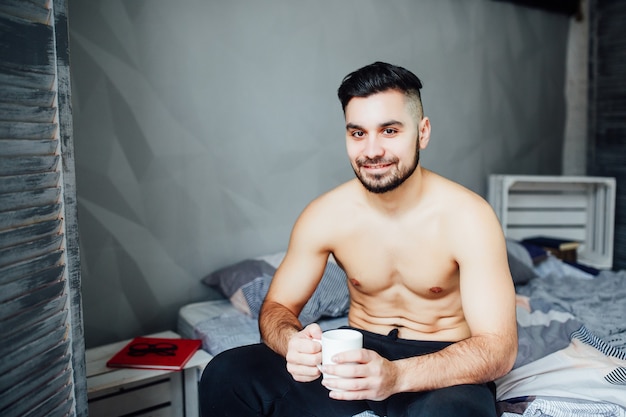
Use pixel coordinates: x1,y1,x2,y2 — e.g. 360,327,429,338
418,117,431,150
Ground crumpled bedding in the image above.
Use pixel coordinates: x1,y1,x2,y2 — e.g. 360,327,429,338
515,268,626,352
498,396,626,417
495,266,626,416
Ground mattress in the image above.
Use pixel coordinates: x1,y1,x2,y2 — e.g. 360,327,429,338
178,298,349,356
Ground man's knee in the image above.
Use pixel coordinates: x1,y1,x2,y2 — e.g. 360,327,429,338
395,384,496,417
426,384,495,417
201,344,280,390
199,344,283,416
200,347,240,393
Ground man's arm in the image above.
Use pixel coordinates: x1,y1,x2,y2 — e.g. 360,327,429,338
259,199,332,357
259,300,303,357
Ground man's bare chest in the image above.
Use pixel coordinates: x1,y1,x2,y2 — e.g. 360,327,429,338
331,229,459,298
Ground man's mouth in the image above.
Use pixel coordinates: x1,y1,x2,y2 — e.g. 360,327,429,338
362,163,392,170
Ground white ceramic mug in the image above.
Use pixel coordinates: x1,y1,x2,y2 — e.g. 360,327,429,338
314,329,363,379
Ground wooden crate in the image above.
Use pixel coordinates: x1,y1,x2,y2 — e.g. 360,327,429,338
488,175,616,269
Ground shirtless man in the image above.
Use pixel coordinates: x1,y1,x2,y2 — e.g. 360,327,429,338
199,62,518,417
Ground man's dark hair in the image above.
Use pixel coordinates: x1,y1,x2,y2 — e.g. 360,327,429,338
337,62,424,115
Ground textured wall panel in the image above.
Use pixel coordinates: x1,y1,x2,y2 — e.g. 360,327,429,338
68,0,572,347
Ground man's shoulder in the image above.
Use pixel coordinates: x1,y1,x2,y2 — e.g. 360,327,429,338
311,179,361,206
299,180,361,223
422,172,498,233
425,171,487,205
291,180,361,248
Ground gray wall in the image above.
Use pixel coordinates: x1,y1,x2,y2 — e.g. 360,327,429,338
68,0,571,348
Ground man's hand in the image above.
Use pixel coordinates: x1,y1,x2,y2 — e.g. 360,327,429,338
320,348,400,401
285,323,324,382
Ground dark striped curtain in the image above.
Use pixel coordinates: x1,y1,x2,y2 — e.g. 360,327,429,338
588,0,626,270
0,0,86,415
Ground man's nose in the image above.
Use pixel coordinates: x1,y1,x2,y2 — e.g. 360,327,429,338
363,137,384,158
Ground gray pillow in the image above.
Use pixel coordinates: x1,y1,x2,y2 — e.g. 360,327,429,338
201,259,276,297
241,261,350,325
506,239,537,286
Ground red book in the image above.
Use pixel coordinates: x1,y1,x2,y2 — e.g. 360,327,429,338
106,337,202,371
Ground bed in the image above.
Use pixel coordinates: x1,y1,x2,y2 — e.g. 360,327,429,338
179,176,626,417
179,244,626,417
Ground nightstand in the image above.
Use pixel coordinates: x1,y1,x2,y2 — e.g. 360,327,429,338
86,330,212,417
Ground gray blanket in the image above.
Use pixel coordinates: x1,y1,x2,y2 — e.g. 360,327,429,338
516,269,626,353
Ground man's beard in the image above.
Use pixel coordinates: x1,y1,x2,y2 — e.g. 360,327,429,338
352,146,420,194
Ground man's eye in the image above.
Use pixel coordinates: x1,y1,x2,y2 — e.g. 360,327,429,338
351,131,365,138
383,128,397,135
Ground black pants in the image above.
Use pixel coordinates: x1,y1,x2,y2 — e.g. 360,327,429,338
199,327,497,417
